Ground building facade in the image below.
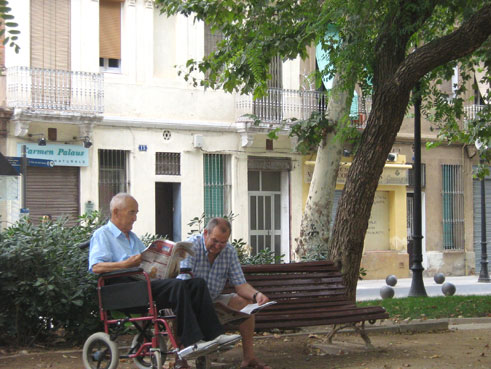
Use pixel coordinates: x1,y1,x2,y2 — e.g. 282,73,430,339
0,0,489,278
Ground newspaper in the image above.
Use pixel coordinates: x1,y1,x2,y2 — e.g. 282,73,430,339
214,300,277,325
140,239,195,279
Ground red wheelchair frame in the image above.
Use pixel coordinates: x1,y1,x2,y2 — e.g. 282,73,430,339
82,267,180,369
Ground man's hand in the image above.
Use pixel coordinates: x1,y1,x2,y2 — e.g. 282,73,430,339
124,254,142,268
255,292,269,306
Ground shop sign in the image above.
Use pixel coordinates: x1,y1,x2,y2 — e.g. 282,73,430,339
335,164,408,185
304,162,409,185
17,143,89,167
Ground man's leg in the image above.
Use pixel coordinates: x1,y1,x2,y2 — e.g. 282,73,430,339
151,278,222,347
185,278,224,341
228,295,271,368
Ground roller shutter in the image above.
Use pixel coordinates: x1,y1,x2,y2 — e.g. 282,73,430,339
26,166,80,225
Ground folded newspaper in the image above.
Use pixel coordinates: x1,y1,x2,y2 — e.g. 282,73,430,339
140,239,195,279
214,301,277,325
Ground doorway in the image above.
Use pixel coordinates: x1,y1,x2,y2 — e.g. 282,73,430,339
155,182,181,241
248,171,284,261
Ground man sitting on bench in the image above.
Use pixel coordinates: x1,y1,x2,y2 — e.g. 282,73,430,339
89,193,239,367
182,217,272,369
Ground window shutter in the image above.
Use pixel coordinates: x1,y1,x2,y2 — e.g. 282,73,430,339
100,0,123,60
30,0,70,70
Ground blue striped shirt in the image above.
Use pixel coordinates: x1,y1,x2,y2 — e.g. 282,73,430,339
180,233,246,300
88,220,146,272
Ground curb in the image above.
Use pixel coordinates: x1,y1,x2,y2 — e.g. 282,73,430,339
256,317,491,339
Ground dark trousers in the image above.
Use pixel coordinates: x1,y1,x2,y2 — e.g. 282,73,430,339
150,278,224,347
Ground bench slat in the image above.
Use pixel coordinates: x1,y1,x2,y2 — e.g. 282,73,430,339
256,312,389,330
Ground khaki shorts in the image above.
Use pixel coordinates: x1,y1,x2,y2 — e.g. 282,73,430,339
214,293,236,305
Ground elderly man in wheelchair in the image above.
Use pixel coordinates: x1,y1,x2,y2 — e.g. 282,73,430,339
83,193,239,369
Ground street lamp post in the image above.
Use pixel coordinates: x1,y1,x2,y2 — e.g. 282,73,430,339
476,140,490,283
409,81,428,297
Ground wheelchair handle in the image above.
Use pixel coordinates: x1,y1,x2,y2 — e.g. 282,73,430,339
78,240,91,250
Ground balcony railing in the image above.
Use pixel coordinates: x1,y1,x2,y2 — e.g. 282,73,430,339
236,88,371,128
7,66,104,115
463,104,485,122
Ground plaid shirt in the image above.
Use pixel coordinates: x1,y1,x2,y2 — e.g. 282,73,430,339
180,233,246,300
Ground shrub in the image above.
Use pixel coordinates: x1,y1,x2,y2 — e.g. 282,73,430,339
0,212,106,347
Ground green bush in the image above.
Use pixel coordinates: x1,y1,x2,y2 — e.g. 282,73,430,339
0,212,106,347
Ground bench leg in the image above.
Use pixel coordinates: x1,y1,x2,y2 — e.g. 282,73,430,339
326,324,341,344
352,321,374,349
327,322,374,349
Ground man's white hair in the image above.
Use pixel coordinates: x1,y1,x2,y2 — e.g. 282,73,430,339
109,193,135,214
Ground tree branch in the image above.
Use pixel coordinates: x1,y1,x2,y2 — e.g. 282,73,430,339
396,4,491,90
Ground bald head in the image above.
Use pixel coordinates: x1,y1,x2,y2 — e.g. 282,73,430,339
110,193,139,235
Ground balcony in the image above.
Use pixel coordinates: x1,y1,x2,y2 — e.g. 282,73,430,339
7,66,104,119
236,88,371,130
464,104,485,121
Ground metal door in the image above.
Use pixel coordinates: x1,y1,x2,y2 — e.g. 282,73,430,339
248,171,282,259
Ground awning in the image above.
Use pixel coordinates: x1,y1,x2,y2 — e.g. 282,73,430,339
0,153,20,176
474,62,490,104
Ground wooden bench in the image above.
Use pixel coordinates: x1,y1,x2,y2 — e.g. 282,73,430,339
225,260,389,347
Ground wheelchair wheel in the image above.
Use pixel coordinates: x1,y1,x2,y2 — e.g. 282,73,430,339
82,332,119,369
131,331,168,369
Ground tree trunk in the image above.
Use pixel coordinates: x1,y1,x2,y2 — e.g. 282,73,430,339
329,86,411,300
296,75,353,258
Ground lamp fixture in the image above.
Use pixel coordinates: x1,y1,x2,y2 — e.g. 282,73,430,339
73,136,93,149
28,133,47,146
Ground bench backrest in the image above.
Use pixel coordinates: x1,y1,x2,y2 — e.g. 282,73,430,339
228,260,389,330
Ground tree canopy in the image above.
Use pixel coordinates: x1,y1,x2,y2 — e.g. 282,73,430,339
156,0,491,298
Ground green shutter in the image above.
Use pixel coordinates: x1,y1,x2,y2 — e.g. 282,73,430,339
204,154,224,221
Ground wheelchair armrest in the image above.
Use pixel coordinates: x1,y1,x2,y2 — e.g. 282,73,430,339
100,267,144,278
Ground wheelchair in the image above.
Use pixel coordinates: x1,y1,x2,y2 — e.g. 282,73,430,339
82,266,180,369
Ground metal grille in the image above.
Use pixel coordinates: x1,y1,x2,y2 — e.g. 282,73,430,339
203,154,230,222
204,22,225,56
408,163,426,188
98,149,129,218
156,152,180,175
442,164,464,250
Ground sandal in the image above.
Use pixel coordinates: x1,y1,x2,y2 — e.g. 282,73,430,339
240,359,272,369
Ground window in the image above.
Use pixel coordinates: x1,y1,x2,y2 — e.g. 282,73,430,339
442,164,464,250
203,154,230,222
156,152,181,175
204,22,225,79
204,22,225,57
98,149,129,217
30,0,71,107
407,193,414,239
408,163,426,188
253,55,283,123
99,0,123,72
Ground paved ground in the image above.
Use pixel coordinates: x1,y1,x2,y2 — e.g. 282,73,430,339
356,275,491,301
1,318,490,369
1,276,489,368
